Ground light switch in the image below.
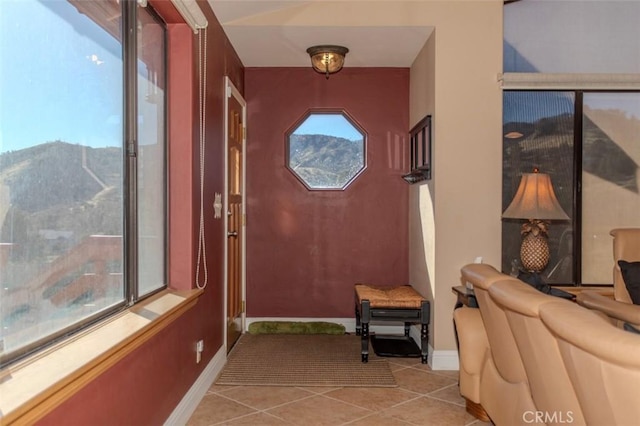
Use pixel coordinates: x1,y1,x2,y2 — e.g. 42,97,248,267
213,193,222,219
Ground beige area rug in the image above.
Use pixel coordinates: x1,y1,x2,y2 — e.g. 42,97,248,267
215,334,396,387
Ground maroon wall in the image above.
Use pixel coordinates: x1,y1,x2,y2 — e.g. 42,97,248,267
245,67,410,318
37,307,210,426
38,2,243,423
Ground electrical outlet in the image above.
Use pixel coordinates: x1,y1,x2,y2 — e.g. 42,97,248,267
196,339,204,364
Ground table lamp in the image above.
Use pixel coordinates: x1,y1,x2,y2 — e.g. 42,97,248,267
502,169,570,273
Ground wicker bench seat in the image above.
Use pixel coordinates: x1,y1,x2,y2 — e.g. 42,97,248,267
354,284,430,363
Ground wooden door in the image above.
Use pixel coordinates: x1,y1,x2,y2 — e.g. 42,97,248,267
226,92,244,352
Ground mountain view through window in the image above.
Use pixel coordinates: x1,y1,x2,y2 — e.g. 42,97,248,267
0,0,166,365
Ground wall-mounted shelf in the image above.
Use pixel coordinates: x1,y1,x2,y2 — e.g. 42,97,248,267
402,167,430,184
402,115,432,184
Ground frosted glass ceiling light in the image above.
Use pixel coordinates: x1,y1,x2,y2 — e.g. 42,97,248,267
306,45,349,80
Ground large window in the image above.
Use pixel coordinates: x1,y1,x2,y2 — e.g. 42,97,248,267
502,91,640,285
502,0,639,285
581,93,640,284
0,0,166,366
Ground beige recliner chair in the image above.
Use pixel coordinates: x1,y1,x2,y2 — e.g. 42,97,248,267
453,305,490,420
577,228,640,327
458,264,537,425
489,279,586,425
540,299,640,425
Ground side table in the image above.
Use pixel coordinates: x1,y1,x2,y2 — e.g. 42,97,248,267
452,285,478,309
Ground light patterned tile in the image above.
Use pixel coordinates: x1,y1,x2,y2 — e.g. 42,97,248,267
186,394,257,426
190,361,469,426
393,368,457,395
381,396,472,426
345,412,415,425
208,384,239,394
430,369,460,379
298,386,342,394
265,394,371,426
465,417,493,426
222,412,293,425
216,385,314,410
324,386,418,411
386,357,426,368
389,363,413,373
428,383,466,407
405,362,438,372
188,384,491,426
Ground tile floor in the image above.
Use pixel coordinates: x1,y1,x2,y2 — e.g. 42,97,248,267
187,356,492,426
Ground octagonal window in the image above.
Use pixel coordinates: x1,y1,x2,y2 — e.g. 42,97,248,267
286,111,366,190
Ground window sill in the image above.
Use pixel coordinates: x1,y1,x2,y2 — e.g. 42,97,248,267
0,288,203,425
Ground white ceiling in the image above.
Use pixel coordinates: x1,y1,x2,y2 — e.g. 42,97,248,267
206,0,434,68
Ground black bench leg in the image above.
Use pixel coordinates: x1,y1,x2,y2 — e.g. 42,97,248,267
404,322,410,337
355,302,361,336
361,300,370,362
420,322,428,364
421,300,430,364
361,322,369,362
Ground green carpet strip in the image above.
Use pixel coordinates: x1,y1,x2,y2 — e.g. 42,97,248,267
247,321,346,335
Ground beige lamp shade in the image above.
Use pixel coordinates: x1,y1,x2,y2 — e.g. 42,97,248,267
306,45,348,78
502,172,569,220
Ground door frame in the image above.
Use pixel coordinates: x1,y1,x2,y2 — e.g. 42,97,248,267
223,76,247,352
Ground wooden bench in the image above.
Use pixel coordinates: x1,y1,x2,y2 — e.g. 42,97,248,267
354,284,430,363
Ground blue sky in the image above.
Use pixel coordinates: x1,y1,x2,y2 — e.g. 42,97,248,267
2,1,637,154
292,113,364,142
0,0,123,154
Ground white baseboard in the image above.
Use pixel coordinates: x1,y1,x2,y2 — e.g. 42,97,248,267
165,347,226,426
430,350,460,370
407,325,459,370
246,317,459,371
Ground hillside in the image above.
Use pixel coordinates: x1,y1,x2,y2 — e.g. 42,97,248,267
0,141,121,212
289,134,364,188
0,141,122,262
503,109,639,198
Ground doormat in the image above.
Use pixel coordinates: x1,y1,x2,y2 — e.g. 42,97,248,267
216,334,396,387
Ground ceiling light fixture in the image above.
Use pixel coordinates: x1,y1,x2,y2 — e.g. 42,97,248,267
505,131,524,139
306,45,349,80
